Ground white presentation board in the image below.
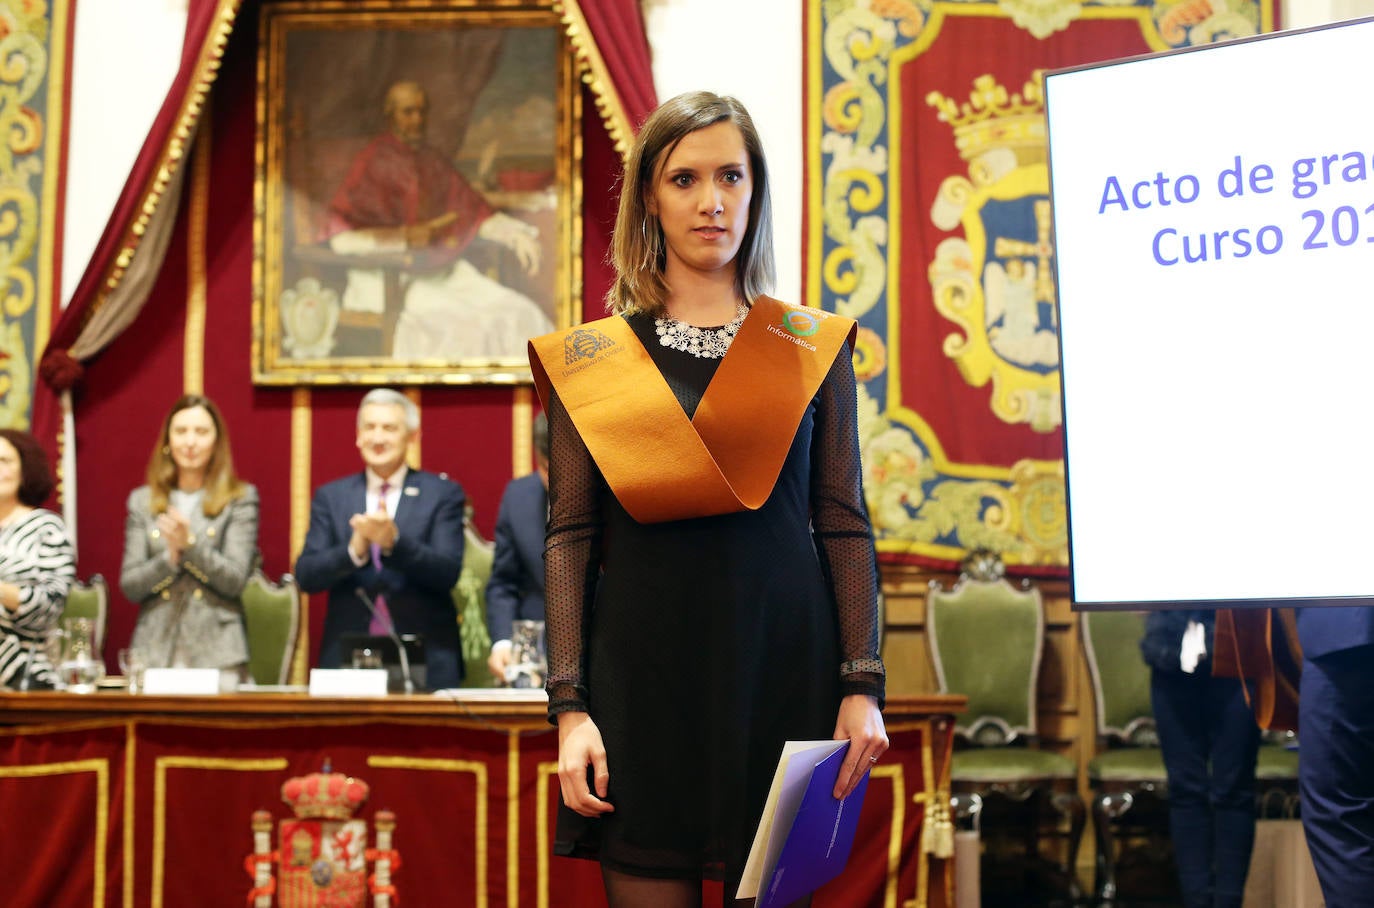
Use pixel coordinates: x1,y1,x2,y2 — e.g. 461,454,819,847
1045,16,1374,608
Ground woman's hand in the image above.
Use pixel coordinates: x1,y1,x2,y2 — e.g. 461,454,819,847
832,694,888,799
156,509,192,565
557,711,615,818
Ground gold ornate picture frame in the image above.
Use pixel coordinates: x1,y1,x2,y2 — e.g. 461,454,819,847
253,0,581,386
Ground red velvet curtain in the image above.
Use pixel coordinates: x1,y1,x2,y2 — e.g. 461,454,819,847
32,0,241,459
566,0,657,133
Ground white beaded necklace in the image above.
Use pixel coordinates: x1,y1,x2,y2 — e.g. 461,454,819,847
654,303,749,359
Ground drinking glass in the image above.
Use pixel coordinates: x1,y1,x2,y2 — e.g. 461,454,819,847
59,618,102,693
505,620,547,689
43,625,68,690
118,648,148,694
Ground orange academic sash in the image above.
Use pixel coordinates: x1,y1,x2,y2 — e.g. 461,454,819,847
527,297,857,524
1213,607,1303,732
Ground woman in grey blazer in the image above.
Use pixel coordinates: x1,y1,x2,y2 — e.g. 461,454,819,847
121,395,259,676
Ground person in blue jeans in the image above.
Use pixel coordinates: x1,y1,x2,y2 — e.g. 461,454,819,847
1295,606,1374,908
1141,609,1260,908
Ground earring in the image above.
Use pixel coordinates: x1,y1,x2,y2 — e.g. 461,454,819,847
640,219,661,269
162,445,171,455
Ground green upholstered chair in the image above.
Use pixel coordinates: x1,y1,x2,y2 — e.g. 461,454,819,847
1080,609,1170,902
454,509,496,687
241,571,301,686
927,572,1085,897
63,574,109,658
1255,730,1300,818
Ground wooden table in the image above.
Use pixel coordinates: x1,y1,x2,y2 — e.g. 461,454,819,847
0,690,962,908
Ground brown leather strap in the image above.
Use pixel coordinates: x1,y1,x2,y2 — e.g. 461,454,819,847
528,297,856,523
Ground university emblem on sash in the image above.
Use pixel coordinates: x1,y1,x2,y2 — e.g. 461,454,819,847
563,327,616,364
781,307,823,337
926,72,1062,434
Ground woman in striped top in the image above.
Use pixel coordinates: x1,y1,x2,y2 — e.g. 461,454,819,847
0,429,75,689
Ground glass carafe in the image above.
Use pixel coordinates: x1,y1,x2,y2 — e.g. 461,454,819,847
58,617,103,693
505,619,547,689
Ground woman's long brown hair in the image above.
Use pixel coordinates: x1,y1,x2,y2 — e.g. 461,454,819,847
145,395,245,517
606,91,776,317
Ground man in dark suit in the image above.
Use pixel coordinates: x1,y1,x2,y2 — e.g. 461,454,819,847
295,388,465,689
485,413,548,683
1296,605,1374,905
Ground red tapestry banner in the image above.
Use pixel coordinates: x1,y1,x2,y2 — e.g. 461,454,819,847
0,0,72,433
806,0,1278,573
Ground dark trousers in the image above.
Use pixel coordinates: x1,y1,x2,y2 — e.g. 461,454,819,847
1151,666,1261,908
1299,645,1374,908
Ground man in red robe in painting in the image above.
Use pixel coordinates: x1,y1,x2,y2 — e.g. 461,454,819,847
319,80,551,359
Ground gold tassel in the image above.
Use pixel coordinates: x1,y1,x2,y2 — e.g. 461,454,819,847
922,792,955,858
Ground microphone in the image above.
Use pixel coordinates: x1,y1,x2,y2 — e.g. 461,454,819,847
354,588,415,695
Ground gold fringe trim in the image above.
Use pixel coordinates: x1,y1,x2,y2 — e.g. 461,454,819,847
152,756,287,908
0,758,110,904
554,0,635,159
365,755,489,906
82,0,242,331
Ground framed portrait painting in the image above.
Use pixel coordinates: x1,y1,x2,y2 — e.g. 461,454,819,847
253,0,581,385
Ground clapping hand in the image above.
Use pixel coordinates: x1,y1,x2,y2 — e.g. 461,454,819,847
348,497,397,560
157,508,192,565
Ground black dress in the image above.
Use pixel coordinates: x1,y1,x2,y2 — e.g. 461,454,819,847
544,309,885,884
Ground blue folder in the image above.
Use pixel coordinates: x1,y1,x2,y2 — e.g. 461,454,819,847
739,741,872,908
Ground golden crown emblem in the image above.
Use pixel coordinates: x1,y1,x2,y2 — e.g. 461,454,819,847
925,72,1046,163
280,760,370,820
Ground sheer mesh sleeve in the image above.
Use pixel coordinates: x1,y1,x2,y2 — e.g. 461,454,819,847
542,388,603,720
811,346,886,706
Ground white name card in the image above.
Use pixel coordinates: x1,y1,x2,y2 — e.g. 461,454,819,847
309,668,389,697
142,668,221,695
